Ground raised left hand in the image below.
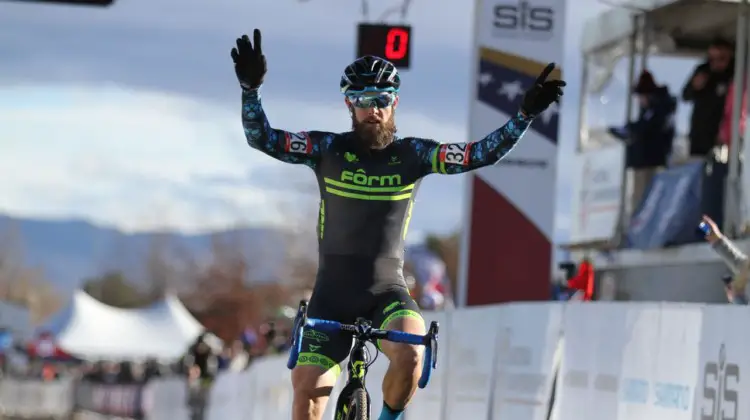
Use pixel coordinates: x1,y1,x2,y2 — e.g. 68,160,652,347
520,63,566,117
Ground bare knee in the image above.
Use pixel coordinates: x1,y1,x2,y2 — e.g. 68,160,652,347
292,365,337,400
388,343,422,373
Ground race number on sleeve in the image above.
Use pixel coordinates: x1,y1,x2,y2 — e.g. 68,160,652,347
438,143,472,166
284,132,313,155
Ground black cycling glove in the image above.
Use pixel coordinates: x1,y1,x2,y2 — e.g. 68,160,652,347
520,63,566,117
231,29,267,90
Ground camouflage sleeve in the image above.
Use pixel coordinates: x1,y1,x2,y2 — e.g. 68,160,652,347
712,235,750,275
406,111,533,176
241,88,331,169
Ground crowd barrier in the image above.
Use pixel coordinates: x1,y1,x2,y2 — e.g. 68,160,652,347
2,302,750,419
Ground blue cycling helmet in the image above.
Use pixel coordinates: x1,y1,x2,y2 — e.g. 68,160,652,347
340,55,401,95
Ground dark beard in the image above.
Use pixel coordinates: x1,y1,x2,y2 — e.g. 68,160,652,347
351,113,397,150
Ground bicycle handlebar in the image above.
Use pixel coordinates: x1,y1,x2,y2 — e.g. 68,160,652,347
287,313,438,389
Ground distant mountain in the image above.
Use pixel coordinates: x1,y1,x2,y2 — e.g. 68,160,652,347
0,215,308,294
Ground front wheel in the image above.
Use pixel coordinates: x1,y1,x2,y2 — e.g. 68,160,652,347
345,388,369,420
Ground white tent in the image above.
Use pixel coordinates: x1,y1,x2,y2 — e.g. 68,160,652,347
38,290,204,361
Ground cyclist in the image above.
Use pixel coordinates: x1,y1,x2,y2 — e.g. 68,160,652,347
231,29,565,420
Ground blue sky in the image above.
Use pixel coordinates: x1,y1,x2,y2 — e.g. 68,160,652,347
0,0,699,243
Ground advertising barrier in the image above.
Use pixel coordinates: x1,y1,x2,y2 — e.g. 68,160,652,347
5,302,750,420
75,381,144,418
491,303,562,420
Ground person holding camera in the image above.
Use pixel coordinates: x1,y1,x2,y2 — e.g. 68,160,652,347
700,215,748,304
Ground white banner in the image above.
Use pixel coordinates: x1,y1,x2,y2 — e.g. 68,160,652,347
248,355,293,419
618,304,700,420
206,369,254,420
695,305,750,420
0,377,74,418
9,303,750,420
444,306,503,419
491,303,563,420
568,144,625,244
461,0,568,304
407,310,450,420
555,303,630,420
143,377,190,420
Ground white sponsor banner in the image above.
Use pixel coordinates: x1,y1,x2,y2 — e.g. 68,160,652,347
207,369,255,420
695,305,750,420
568,144,625,244
16,302,750,420
444,306,503,419
491,303,563,420
618,304,700,420
0,378,74,418
143,377,191,420
408,311,450,419
555,303,630,420
248,355,293,419
470,0,568,238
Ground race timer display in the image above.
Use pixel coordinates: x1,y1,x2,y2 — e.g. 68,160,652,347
356,24,412,70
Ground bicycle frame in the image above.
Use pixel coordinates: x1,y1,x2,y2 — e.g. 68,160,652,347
286,300,439,389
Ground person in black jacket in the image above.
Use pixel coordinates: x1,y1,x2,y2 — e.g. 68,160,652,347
610,70,676,211
682,37,735,158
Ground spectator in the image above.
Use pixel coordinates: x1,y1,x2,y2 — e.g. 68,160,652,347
227,340,250,371
258,322,278,354
721,274,747,305
100,361,121,384
626,71,676,210
718,75,747,149
566,255,595,301
118,361,135,383
144,358,162,379
184,334,219,384
700,214,749,303
241,327,258,349
682,37,734,158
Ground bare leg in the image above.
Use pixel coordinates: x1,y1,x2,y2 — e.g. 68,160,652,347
292,365,338,420
380,315,426,410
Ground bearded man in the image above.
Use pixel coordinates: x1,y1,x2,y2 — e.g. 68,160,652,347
231,29,565,420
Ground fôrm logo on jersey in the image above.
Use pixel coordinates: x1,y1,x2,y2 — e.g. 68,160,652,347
491,0,555,40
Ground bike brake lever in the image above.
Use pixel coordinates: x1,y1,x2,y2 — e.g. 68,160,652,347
430,334,438,369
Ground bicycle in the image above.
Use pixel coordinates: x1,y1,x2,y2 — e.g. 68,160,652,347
287,300,439,420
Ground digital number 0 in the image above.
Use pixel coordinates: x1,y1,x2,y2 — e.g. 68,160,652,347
385,28,409,60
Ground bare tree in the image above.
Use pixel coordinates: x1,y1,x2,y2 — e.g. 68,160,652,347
276,193,319,291
0,221,61,322
0,221,25,297
144,233,179,297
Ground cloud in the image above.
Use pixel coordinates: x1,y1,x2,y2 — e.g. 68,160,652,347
0,83,467,234
1,0,698,243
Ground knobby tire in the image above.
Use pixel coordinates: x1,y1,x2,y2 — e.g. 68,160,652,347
347,387,369,420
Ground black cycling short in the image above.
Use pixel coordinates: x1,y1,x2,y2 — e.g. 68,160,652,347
296,286,422,376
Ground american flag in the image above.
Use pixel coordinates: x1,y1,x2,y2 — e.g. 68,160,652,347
476,56,560,145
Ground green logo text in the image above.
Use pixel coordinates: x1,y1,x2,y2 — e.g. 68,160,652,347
341,169,401,187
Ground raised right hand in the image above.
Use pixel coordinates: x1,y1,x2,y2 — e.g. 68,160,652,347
231,29,267,90
701,214,722,244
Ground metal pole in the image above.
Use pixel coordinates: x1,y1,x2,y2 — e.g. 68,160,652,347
456,0,484,312
624,14,639,124
618,14,640,242
725,0,749,237
577,55,590,151
639,14,651,72
742,10,750,234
